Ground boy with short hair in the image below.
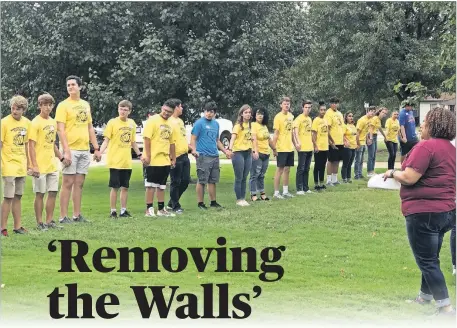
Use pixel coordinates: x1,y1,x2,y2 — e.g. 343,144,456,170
1,95,31,236
99,100,142,218
29,93,65,230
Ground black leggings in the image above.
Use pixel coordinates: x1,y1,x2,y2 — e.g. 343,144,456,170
341,148,356,180
385,141,398,170
313,151,328,183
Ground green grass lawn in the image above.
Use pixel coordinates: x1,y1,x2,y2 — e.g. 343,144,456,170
1,163,454,322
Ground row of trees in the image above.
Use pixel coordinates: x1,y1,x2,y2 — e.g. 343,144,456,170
1,2,455,125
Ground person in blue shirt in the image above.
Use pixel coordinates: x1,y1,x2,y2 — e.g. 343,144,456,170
398,101,418,163
190,101,232,210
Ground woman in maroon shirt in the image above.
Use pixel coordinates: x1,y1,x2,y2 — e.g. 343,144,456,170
383,107,456,315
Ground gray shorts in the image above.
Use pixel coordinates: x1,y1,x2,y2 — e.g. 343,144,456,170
62,150,90,175
196,156,220,184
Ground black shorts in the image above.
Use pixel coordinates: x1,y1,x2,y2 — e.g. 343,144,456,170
145,166,171,189
399,139,418,156
277,151,294,167
109,169,132,188
328,145,344,162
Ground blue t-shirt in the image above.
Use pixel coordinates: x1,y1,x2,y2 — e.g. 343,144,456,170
399,108,417,141
191,117,220,156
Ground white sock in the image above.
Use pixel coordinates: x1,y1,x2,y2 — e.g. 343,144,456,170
111,208,116,213
274,190,280,196
121,208,126,214
283,186,289,194
332,174,338,183
327,175,332,183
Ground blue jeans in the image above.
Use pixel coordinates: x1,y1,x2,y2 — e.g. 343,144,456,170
249,153,270,194
405,210,456,307
296,151,313,191
353,145,366,179
231,151,252,200
367,134,377,172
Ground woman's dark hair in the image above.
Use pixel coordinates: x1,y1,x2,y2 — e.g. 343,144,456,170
344,112,354,124
252,107,269,126
425,107,456,140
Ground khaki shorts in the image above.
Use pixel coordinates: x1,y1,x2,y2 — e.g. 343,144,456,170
62,150,90,175
33,171,59,193
2,176,25,198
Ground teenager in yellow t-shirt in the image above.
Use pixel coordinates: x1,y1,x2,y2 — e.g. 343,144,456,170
293,100,314,194
1,95,31,236
324,97,344,186
99,100,142,218
367,107,389,177
250,108,276,201
142,99,177,217
341,112,357,183
166,99,191,214
354,106,376,179
311,103,329,191
55,75,101,224
229,105,256,206
272,97,295,199
384,110,400,170
29,94,64,231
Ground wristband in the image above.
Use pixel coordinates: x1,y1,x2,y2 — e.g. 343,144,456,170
389,169,397,178
60,157,64,162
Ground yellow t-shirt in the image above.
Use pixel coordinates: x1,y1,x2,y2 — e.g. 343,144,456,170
324,109,344,145
29,115,58,174
293,114,313,151
55,98,93,151
232,122,253,152
385,118,400,143
1,115,30,177
143,114,177,166
103,117,136,169
168,116,188,157
311,117,329,151
252,122,270,155
370,116,382,135
344,123,357,149
273,112,294,152
356,115,372,146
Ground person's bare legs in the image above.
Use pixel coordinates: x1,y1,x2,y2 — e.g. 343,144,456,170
283,167,290,188
145,187,155,204
60,174,75,218
11,194,22,230
196,183,205,203
120,187,128,209
274,167,284,192
34,193,45,224
208,183,216,202
72,174,86,217
45,191,58,224
1,198,13,230
157,189,165,202
110,188,118,210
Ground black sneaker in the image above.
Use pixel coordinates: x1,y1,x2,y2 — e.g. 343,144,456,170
321,184,327,190
210,202,223,208
314,185,321,192
73,215,90,223
13,227,28,234
110,211,118,219
36,222,48,231
198,203,208,210
347,179,353,183
119,210,132,218
46,220,63,229
59,216,73,224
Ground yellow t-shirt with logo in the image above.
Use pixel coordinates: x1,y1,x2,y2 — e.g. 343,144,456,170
273,112,294,152
143,114,177,166
55,98,93,151
293,114,313,152
344,123,357,149
370,116,382,135
311,117,329,151
168,116,188,157
356,115,372,146
29,115,58,174
232,122,252,152
252,122,270,155
103,117,136,169
1,115,30,177
324,108,344,145
385,118,400,143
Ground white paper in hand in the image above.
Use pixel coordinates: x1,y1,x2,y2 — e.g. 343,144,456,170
367,174,401,190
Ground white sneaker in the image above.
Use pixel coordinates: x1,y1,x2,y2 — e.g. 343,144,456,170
305,190,313,194
282,192,295,198
242,200,250,206
367,173,374,177
296,191,306,195
157,209,176,217
145,207,156,217
453,265,455,275
236,200,245,206
273,194,284,199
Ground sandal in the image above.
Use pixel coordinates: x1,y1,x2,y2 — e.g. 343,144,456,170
260,193,270,201
251,194,258,202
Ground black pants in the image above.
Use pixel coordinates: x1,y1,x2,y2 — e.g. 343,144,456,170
313,151,328,183
296,151,313,191
405,210,456,306
341,148,356,180
385,141,398,170
167,154,191,209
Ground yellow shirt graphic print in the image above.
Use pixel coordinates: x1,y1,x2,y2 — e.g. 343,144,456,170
385,118,400,143
168,116,188,157
344,124,357,149
1,115,30,177
356,116,371,146
143,114,177,166
252,122,270,155
311,117,329,151
104,117,136,169
324,109,344,145
293,114,313,151
29,116,58,174
273,112,294,152
232,122,252,152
